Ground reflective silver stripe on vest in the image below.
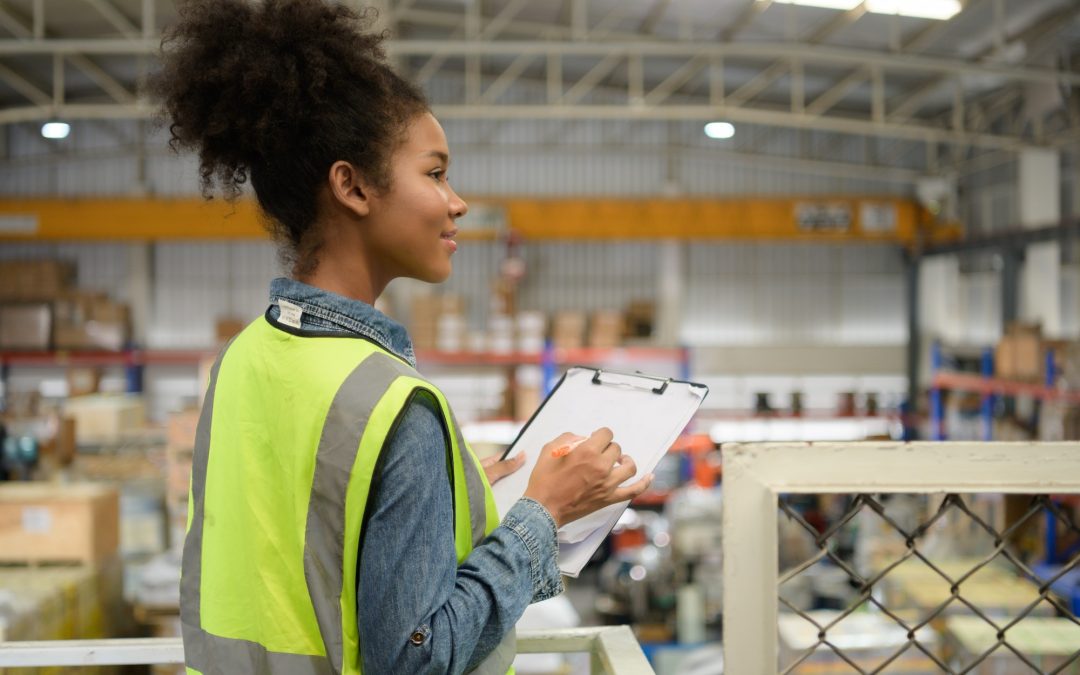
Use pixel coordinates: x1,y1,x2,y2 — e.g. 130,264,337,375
304,353,416,673
448,406,489,548
182,622,333,675
447,410,516,675
180,337,230,630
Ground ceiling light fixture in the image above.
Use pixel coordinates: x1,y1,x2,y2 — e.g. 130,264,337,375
765,0,961,20
40,121,70,139
764,0,862,10
704,122,736,139
865,0,961,20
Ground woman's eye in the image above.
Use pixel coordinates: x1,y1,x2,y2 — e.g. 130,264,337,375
429,170,444,181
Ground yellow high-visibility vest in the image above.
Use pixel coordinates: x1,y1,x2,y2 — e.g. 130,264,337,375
180,314,513,674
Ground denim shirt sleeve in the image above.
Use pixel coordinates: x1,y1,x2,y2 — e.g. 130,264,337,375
357,393,564,674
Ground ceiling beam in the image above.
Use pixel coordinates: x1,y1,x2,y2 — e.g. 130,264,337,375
412,0,534,85
0,2,134,105
0,61,50,106
717,0,771,42
725,1,868,108
644,54,707,106
0,2,32,38
81,0,139,39
638,0,672,36
2,38,1077,88
478,52,536,105
561,52,621,104
67,54,134,103
805,67,867,116
386,41,1080,85
805,0,984,119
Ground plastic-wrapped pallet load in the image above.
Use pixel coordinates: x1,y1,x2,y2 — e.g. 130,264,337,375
778,610,939,674
945,616,1080,674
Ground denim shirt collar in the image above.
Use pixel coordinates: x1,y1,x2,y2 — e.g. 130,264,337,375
267,277,416,367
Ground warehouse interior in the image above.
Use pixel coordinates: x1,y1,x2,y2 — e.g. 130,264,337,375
1,0,1079,672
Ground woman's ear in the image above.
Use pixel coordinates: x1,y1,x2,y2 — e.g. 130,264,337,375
328,161,371,218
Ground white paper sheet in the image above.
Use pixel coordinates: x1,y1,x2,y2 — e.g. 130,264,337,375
491,367,707,577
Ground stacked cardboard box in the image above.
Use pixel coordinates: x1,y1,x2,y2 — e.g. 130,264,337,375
0,302,52,350
513,366,544,421
410,294,464,351
588,310,624,349
551,311,587,350
995,322,1044,381
214,317,246,345
0,260,74,301
165,409,199,549
624,300,655,339
0,260,131,352
64,394,147,445
0,483,119,565
54,292,131,351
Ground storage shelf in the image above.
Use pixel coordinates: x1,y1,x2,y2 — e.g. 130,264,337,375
931,371,1080,404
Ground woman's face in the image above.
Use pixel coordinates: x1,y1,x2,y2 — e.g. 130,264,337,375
364,112,468,285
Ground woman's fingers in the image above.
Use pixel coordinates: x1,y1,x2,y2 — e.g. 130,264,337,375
481,452,526,485
609,454,637,484
609,474,654,503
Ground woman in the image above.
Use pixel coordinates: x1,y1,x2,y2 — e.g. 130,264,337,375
154,1,652,673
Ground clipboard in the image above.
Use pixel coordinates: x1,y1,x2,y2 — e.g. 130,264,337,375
492,366,709,577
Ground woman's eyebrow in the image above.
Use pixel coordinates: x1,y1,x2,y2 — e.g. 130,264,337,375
422,150,449,164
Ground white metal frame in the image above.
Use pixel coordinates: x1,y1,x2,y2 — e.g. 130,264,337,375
0,627,655,674
722,441,1080,673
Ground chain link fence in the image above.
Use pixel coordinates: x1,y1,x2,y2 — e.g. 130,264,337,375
777,493,1080,674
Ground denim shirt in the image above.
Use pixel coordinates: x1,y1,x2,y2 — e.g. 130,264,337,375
267,277,564,673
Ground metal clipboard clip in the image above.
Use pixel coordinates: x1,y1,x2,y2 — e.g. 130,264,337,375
590,368,671,395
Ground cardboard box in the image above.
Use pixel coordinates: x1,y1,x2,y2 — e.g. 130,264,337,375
67,366,102,397
53,293,131,351
64,394,146,445
41,415,78,467
588,310,624,349
995,322,1044,381
625,300,655,339
0,302,52,350
167,409,201,450
551,311,587,350
215,317,246,345
0,483,119,564
411,294,464,351
0,260,75,301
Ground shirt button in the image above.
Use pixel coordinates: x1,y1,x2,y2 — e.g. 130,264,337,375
410,631,426,646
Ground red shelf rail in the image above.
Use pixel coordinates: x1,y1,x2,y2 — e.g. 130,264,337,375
931,371,1080,404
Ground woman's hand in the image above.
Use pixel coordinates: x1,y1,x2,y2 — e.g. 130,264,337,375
522,428,652,528
480,452,527,485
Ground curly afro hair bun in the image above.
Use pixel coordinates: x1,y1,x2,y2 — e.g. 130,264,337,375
154,0,428,275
